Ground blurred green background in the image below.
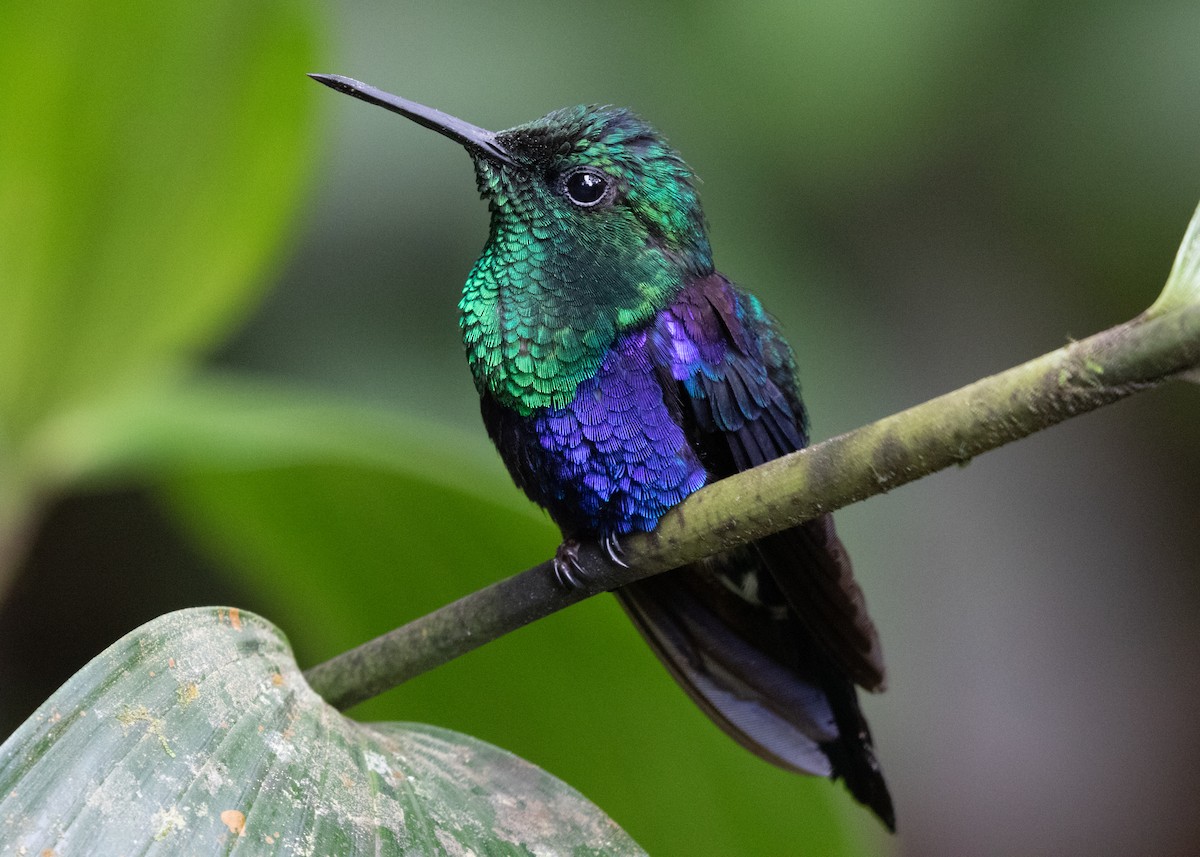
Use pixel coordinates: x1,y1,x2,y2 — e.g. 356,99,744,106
2,1,1199,855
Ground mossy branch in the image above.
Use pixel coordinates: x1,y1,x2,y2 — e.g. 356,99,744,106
304,205,1200,712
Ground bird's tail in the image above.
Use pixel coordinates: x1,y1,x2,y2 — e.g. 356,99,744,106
613,530,895,829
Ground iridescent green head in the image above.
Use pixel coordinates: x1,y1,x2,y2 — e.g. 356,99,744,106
310,75,713,412
483,105,713,277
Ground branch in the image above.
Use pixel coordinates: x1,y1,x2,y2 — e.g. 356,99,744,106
304,208,1200,712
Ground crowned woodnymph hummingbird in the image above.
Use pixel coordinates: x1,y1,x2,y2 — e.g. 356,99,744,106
311,73,894,829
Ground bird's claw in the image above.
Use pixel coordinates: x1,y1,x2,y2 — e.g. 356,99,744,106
602,532,629,568
553,534,630,589
553,539,587,589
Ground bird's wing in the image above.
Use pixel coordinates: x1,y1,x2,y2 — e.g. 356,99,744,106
651,272,885,690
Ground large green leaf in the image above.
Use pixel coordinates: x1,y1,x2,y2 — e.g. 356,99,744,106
0,0,317,445
0,607,645,855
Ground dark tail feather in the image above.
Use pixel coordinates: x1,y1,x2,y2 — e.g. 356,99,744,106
758,518,887,692
820,675,896,830
615,570,895,830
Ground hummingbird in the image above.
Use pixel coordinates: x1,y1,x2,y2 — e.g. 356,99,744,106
311,74,894,830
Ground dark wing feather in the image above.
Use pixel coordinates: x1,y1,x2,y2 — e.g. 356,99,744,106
660,273,885,688
614,272,894,828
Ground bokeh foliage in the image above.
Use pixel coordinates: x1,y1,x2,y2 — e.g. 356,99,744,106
3,2,1199,856
0,2,314,438
0,0,318,572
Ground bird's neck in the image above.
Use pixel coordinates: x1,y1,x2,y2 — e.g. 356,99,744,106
459,215,701,415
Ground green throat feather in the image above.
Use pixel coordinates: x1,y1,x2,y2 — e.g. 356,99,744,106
458,105,712,414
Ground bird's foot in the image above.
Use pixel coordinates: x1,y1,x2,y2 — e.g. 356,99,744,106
554,534,630,589
602,532,629,568
552,539,587,589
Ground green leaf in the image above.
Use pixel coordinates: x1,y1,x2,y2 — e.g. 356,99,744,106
29,375,532,510
0,607,645,855
0,1,318,443
1148,200,1200,317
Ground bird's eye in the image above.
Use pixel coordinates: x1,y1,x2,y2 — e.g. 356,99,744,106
560,167,612,208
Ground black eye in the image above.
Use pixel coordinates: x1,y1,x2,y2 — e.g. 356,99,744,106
561,168,611,207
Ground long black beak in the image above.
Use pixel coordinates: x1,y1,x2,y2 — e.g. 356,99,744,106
308,74,516,167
